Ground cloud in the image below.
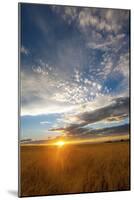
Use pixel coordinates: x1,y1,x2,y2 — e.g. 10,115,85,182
21,46,29,55
52,6,77,25
50,123,129,138
114,52,129,78
51,5,129,56
85,124,129,137
20,69,78,115
51,6,129,88
20,138,32,143
92,124,129,135
78,96,129,124
105,114,128,122
52,7,129,34
76,8,129,67
40,121,51,124
87,33,125,51
78,8,129,33
50,96,129,136
78,8,114,32
20,5,130,142
21,6,129,106
21,63,105,116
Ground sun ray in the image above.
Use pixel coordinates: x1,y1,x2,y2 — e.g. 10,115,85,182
55,141,65,147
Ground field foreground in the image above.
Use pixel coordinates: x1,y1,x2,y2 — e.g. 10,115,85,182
20,141,130,197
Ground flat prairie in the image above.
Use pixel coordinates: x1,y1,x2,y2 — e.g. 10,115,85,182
20,141,130,197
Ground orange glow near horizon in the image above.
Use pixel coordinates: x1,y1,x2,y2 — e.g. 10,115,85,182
20,134,129,147
55,141,65,147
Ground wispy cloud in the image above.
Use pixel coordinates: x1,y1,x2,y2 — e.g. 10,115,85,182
40,121,51,124
21,45,29,55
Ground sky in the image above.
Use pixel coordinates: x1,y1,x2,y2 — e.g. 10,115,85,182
20,3,130,143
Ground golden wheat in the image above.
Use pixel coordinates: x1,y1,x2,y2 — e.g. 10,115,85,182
20,141,130,197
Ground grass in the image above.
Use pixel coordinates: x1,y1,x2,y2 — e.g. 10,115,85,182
20,141,130,197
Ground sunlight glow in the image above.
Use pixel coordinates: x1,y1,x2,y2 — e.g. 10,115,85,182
55,141,65,147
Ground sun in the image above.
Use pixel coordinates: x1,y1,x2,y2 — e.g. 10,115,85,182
55,141,65,147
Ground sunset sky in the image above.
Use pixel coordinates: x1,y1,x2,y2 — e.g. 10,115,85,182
20,4,130,142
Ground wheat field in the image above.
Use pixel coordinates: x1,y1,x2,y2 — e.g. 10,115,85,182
20,141,130,197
